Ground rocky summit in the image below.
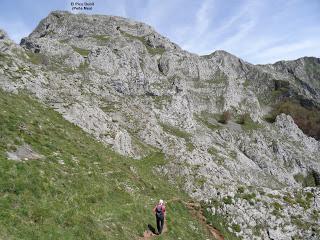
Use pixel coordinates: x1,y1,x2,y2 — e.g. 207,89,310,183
0,11,320,239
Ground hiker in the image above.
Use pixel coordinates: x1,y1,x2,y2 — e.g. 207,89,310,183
153,199,166,235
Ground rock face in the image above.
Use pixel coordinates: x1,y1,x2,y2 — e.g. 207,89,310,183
1,11,320,239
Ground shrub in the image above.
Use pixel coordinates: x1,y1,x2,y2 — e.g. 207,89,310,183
294,172,316,187
283,194,295,205
237,113,261,130
266,100,320,140
295,192,312,209
207,147,218,155
223,196,233,204
231,224,241,233
242,193,256,202
237,186,245,194
271,202,283,211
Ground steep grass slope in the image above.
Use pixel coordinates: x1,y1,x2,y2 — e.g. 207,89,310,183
0,89,221,239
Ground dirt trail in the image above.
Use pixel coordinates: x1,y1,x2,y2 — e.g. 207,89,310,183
184,201,224,240
139,198,224,240
139,222,167,239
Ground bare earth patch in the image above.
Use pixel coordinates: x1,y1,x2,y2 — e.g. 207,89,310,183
6,144,43,161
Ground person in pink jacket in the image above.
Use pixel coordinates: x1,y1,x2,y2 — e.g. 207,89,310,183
153,199,166,235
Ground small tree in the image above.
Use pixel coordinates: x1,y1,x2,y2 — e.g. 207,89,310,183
219,111,231,124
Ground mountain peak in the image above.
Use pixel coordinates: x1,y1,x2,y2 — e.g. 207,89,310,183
20,11,180,53
26,11,157,40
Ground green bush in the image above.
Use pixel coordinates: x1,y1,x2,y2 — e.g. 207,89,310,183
223,196,233,204
283,194,295,205
207,147,218,155
236,113,261,130
241,193,256,202
295,192,312,210
237,186,245,194
271,202,283,211
266,100,320,140
294,172,316,187
231,224,241,233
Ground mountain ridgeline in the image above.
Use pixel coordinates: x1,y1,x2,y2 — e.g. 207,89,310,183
0,11,320,239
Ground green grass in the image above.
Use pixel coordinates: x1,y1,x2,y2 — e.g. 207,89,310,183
207,147,218,156
240,193,256,202
231,224,241,233
271,202,283,211
100,102,117,113
295,191,313,210
78,61,89,71
236,113,262,131
294,172,317,187
121,31,165,56
0,52,10,61
160,123,195,151
194,177,206,189
291,215,313,231
252,224,264,237
146,46,165,56
283,193,295,206
71,46,90,57
92,35,110,42
0,89,215,239
194,112,222,131
25,51,47,65
152,95,172,109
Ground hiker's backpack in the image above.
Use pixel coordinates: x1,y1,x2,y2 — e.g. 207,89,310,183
156,205,164,218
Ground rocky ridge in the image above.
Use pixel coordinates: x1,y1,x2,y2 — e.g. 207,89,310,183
0,11,319,239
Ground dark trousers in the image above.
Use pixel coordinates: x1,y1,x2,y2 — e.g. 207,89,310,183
156,216,164,234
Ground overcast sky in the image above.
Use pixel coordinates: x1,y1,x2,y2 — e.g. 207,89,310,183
1,0,319,64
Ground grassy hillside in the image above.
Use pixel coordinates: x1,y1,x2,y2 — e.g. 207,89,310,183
0,89,216,239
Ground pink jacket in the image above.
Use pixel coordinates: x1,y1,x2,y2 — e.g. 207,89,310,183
153,204,166,216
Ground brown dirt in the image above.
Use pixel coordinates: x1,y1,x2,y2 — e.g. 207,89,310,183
185,201,224,240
